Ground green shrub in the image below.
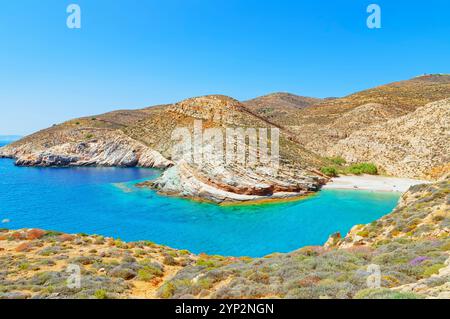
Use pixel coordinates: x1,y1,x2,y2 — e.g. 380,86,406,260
355,288,424,299
346,163,378,175
440,241,450,251
137,265,164,281
113,239,126,248
357,230,369,238
44,231,63,238
197,278,214,290
423,263,445,277
163,255,177,266
196,258,219,269
320,166,338,177
94,289,108,299
159,282,176,299
19,263,30,270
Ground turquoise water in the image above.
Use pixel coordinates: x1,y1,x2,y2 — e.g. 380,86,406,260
0,141,400,257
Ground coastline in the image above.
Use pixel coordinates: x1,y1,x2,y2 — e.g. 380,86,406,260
322,174,430,192
218,192,317,207
1,178,448,299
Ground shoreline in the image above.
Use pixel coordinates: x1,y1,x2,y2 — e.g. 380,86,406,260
218,192,317,207
322,174,430,193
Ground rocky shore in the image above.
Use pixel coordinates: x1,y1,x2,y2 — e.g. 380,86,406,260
0,131,173,169
139,161,325,204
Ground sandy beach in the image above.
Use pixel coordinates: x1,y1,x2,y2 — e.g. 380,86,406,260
322,175,430,192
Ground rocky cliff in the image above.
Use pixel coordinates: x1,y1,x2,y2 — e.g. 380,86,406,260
0,130,172,168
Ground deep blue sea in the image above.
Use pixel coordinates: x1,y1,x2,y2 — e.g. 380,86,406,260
0,140,400,257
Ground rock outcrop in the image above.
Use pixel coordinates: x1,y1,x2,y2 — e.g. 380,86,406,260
144,160,324,204
168,95,248,125
0,131,172,168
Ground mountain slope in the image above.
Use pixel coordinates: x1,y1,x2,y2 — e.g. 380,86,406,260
327,99,450,179
243,93,322,126
246,75,450,179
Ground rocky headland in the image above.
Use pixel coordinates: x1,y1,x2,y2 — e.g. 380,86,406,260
0,95,328,204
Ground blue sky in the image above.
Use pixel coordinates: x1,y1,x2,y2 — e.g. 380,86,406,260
0,0,449,135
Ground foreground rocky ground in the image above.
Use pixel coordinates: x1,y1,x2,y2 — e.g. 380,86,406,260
1,179,448,299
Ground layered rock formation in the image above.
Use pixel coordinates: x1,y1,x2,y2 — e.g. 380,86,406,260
143,160,323,204
0,130,172,168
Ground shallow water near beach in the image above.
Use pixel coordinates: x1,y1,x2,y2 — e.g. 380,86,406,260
0,141,400,257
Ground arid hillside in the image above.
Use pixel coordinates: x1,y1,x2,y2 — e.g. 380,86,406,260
250,75,450,179
243,93,322,126
327,99,450,179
